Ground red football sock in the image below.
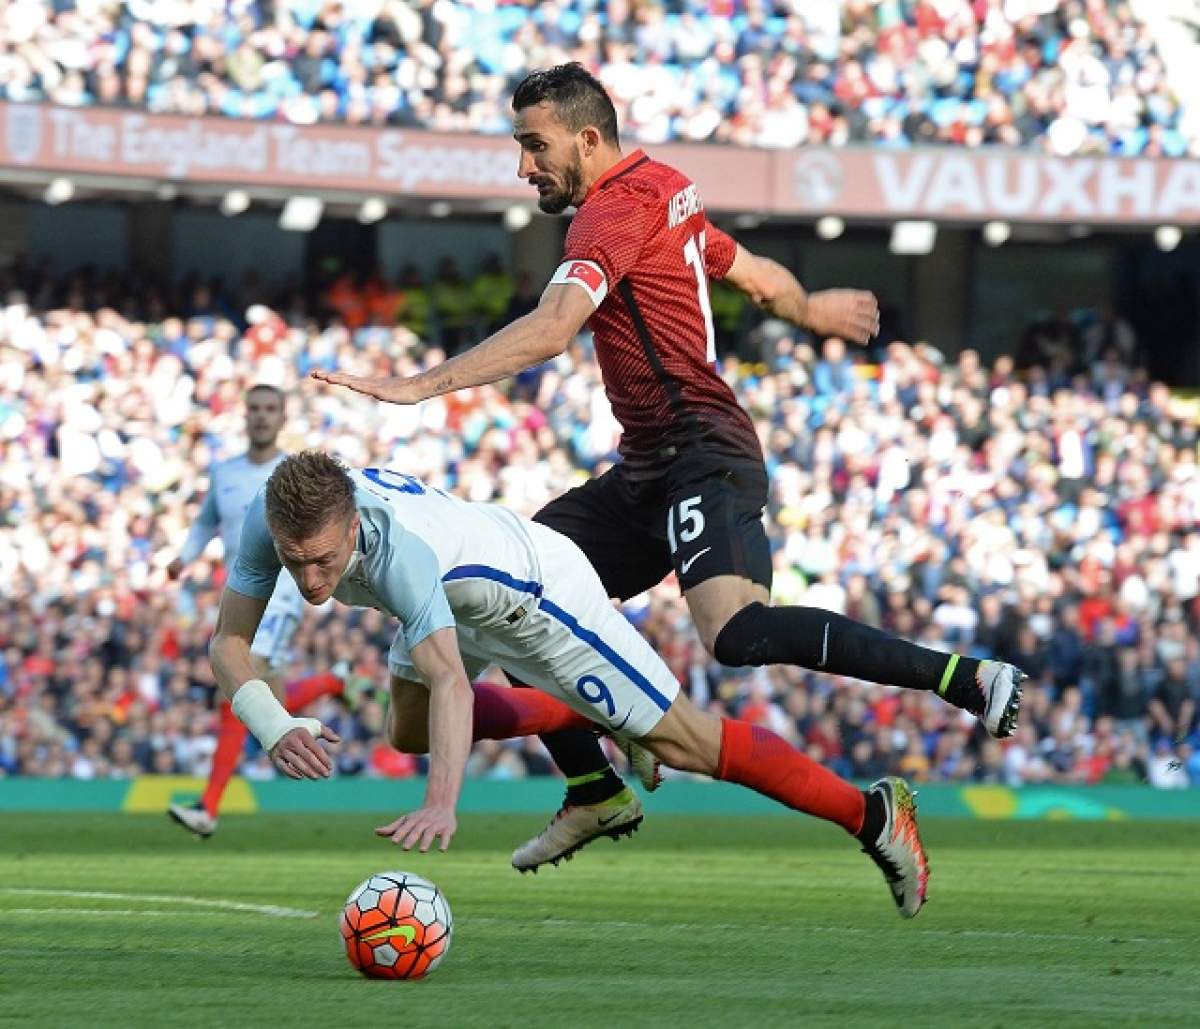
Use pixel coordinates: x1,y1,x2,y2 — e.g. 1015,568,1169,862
284,673,343,712
715,718,866,834
472,682,594,739
200,701,248,818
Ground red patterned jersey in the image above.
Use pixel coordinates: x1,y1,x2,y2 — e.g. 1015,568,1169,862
552,149,762,476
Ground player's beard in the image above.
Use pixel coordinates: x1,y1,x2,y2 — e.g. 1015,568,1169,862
536,156,584,214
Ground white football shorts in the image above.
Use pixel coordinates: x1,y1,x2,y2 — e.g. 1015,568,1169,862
387,520,680,739
250,571,306,669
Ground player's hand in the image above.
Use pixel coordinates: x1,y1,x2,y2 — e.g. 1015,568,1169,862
804,290,880,345
166,558,185,581
269,724,342,780
309,369,424,405
375,806,458,853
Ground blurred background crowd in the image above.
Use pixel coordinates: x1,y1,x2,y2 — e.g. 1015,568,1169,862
2,0,1197,155
2,249,1199,789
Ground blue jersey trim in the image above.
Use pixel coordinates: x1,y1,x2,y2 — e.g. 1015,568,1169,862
442,564,671,713
442,564,543,598
538,598,672,712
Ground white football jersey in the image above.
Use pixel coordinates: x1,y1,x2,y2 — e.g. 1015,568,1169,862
350,468,546,630
230,465,682,735
179,452,288,565
231,467,543,635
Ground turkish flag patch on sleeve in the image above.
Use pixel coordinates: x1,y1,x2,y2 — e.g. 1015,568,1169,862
549,259,608,307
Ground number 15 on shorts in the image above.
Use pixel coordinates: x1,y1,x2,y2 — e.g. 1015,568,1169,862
666,495,705,554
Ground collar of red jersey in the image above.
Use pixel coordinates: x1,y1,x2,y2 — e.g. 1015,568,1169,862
582,148,647,205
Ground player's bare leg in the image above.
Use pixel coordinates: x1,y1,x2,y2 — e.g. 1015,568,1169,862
687,575,1024,740
638,692,929,918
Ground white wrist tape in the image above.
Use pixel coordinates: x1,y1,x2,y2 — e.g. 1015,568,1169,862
231,678,322,752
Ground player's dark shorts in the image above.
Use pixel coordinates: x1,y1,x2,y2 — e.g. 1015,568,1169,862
533,445,771,602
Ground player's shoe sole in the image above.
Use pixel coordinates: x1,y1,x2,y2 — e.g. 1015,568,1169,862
978,661,1026,739
860,777,929,918
512,789,643,873
618,737,663,792
167,803,217,839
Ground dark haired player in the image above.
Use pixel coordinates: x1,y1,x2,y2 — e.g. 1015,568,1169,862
314,63,1024,871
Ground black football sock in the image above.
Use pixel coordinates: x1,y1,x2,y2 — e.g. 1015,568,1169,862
712,602,982,707
503,673,625,805
542,730,626,805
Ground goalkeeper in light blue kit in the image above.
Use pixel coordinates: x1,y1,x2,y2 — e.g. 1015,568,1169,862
210,451,930,917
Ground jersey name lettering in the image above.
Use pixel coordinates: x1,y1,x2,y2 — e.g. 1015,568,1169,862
667,183,704,229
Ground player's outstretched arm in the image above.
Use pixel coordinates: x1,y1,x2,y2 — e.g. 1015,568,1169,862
210,587,341,779
209,587,271,701
723,244,880,344
310,283,594,404
376,627,475,852
168,486,221,579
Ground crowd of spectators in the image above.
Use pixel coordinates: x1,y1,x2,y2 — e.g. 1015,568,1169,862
2,249,1199,790
1,0,1196,156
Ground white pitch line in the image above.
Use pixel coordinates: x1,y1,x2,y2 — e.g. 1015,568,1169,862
1,894,1181,946
2,908,232,918
0,888,319,920
462,916,1178,946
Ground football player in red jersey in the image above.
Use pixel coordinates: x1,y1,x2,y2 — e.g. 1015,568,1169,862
314,63,1025,871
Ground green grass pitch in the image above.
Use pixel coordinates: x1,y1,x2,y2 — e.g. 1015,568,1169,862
1,813,1196,1027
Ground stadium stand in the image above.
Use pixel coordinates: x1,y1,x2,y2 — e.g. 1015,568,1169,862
1,0,1196,155
1,256,1198,788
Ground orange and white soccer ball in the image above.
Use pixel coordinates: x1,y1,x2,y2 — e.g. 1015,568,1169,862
340,871,453,980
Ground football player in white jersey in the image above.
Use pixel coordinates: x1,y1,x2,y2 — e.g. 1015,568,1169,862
210,452,930,918
165,386,342,837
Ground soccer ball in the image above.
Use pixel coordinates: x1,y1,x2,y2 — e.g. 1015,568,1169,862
340,871,453,980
